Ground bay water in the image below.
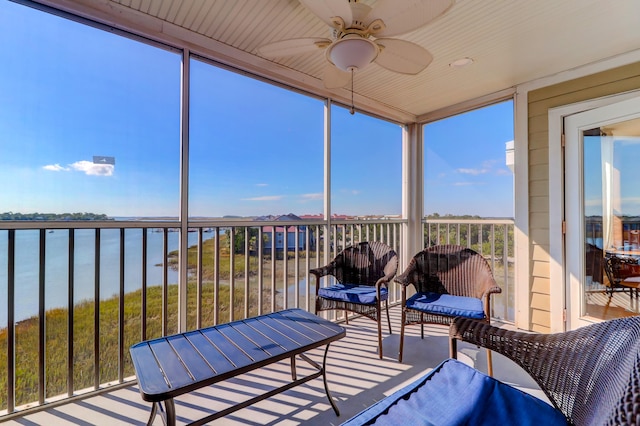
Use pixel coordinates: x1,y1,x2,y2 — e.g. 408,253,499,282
0,228,215,327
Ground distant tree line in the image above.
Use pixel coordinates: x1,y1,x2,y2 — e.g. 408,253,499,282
0,212,113,221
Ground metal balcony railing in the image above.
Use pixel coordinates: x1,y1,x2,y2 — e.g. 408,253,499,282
0,216,513,418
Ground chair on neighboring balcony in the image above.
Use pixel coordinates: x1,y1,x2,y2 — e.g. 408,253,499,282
603,253,640,302
395,245,501,372
310,241,398,359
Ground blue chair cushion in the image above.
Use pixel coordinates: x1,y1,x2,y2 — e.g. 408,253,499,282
341,359,567,426
406,292,485,319
318,284,388,305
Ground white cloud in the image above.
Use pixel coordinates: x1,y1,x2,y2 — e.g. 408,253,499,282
43,163,70,172
70,160,114,176
300,193,323,201
340,189,361,195
456,168,489,175
453,181,486,186
256,183,268,187
242,195,283,201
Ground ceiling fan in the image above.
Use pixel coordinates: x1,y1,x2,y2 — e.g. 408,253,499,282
258,0,454,111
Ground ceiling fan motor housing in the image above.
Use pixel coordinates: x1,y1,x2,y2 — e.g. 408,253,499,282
326,36,379,72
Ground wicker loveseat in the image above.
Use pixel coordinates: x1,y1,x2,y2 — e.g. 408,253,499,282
342,316,640,426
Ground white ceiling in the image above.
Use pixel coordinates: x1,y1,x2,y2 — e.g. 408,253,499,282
44,0,640,123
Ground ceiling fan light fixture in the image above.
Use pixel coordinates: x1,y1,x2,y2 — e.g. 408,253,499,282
327,37,378,72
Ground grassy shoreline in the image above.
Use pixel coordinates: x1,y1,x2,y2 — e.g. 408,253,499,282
0,234,311,410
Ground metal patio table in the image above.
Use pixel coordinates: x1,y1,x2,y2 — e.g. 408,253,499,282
130,308,346,425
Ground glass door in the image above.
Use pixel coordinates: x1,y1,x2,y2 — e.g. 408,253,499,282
565,96,640,329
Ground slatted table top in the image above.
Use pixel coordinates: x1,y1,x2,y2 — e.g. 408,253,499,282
130,308,346,402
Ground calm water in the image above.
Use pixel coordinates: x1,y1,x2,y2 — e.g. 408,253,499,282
0,228,214,326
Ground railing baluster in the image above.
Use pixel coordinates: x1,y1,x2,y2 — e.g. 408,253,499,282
94,229,100,390
162,228,168,336
7,230,15,414
214,227,220,325
67,229,74,397
244,227,249,319
305,226,311,312
38,229,45,404
503,224,509,320
258,227,264,316
141,228,147,341
491,224,496,270
118,228,125,383
294,226,300,309
197,228,203,329
271,225,276,313
283,226,288,310
229,227,235,322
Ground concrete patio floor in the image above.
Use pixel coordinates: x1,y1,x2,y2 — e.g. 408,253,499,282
4,306,548,425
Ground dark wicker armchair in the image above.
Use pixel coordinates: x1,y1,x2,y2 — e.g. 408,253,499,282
450,316,640,425
310,241,398,359
395,245,501,368
343,316,640,425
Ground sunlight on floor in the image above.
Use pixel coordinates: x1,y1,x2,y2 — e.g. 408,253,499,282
4,306,544,426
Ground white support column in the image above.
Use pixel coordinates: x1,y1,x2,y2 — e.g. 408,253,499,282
324,99,332,266
402,123,423,268
178,49,190,332
514,88,530,331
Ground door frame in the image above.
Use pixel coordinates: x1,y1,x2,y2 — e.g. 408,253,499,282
548,91,640,332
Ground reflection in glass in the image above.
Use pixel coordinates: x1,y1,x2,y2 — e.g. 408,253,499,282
583,117,640,320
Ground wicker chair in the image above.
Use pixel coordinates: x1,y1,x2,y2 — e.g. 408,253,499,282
310,241,398,359
450,316,640,425
395,245,501,369
342,316,640,425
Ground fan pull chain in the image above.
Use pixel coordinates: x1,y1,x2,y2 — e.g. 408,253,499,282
350,68,355,115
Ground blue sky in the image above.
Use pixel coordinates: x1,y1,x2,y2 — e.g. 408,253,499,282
584,135,640,217
0,1,514,219
424,101,514,217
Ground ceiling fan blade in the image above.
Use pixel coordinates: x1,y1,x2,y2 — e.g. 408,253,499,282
366,0,454,37
374,38,433,74
299,0,353,29
323,63,351,89
258,38,331,58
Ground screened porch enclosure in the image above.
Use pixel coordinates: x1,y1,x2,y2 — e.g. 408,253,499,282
0,0,521,420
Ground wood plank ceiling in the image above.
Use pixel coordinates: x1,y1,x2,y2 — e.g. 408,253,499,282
48,0,640,123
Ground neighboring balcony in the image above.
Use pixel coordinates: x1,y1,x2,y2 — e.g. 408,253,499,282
0,217,514,420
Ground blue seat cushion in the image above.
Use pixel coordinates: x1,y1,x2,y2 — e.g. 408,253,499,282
341,359,567,426
318,284,387,305
406,292,485,319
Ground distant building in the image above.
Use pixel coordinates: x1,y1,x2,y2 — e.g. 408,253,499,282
257,213,315,252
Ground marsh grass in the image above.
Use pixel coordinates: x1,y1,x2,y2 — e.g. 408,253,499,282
0,233,315,410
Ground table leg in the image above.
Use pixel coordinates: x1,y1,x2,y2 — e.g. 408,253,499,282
165,398,176,426
290,355,297,381
321,344,340,416
152,398,176,426
146,402,158,426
